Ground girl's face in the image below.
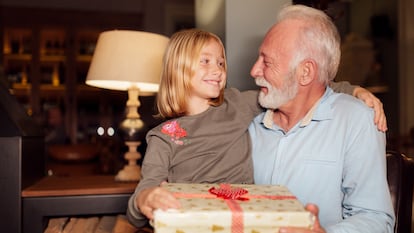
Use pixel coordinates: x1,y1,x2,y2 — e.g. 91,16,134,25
190,39,226,102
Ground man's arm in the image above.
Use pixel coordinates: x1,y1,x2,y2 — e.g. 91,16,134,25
279,102,395,233
329,105,395,233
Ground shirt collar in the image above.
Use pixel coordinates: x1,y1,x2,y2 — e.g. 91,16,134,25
261,87,334,129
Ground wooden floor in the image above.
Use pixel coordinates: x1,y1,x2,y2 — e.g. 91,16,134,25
44,215,153,233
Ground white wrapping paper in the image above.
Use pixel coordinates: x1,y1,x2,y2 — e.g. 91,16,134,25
153,183,314,233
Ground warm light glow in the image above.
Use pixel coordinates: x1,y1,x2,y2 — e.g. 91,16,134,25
85,80,159,92
85,30,170,182
86,30,169,93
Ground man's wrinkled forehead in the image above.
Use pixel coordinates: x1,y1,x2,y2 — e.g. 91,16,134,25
260,20,300,53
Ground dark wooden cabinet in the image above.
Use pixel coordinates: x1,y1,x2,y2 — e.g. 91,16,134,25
0,6,145,232
0,6,143,144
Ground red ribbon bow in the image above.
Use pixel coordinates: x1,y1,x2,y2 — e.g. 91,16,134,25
208,184,249,201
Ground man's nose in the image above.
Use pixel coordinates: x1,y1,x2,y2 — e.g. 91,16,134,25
250,60,262,78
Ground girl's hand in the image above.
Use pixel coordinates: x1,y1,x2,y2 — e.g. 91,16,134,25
136,186,181,220
353,86,387,132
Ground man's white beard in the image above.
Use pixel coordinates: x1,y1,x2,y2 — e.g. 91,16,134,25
255,75,298,110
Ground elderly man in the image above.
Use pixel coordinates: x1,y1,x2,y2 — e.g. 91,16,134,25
249,4,395,233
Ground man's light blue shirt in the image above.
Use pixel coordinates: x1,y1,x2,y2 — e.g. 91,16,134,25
249,87,395,233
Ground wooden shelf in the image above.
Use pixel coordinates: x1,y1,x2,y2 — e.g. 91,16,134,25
40,54,66,62
22,175,137,197
77,54,93,63
3,53,32,61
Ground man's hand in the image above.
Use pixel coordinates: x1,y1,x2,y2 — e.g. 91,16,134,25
278,203,326,233
136,186,181,220
353,86,387,132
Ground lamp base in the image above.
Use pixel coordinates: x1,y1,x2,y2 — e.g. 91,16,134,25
115,164,141,182
115,141,142,182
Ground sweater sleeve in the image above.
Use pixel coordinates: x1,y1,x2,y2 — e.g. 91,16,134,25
242,89,263,115
226,88,262,116
126,128,173,227
329,81,357,95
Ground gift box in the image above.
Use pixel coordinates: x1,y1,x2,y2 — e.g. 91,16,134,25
153,183,314,233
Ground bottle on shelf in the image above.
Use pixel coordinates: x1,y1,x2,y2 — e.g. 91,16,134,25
52,65,60,86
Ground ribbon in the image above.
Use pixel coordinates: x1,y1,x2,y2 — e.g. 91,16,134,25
171,184,297,233
209,183,249,201
209,184,248,233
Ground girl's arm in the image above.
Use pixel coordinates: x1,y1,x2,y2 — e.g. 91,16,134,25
127,131,173,227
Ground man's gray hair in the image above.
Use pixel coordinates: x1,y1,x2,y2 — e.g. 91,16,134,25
277,4,341,84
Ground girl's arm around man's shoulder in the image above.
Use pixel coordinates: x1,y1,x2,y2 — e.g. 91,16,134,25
225,88,262,115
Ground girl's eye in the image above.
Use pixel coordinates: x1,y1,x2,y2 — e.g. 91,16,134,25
218,61,224,67
200,58,209,64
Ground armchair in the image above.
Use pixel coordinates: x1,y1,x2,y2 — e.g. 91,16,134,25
386,151,414,233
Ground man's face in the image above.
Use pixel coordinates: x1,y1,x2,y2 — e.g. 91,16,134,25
255,72,298,110
250,20,299,109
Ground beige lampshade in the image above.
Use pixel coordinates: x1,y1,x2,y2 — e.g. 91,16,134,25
86,30,169,94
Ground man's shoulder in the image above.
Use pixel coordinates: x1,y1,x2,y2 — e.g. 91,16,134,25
330,92,369,108
327,92,374,118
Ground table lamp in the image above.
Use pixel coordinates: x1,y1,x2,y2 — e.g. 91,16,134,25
86,30,169,182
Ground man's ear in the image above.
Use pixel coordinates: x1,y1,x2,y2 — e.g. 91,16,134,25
298,59,317,85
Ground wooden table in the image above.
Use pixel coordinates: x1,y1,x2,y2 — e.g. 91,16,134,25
22,175,138,233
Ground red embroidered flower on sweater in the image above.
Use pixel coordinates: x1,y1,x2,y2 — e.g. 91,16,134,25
161,120,187,145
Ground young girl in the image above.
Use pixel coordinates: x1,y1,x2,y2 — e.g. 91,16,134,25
126,29,386,227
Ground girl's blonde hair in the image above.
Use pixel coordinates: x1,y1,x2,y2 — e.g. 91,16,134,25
157,29,227,119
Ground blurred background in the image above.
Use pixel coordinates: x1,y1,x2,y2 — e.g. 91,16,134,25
1,0,413,176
